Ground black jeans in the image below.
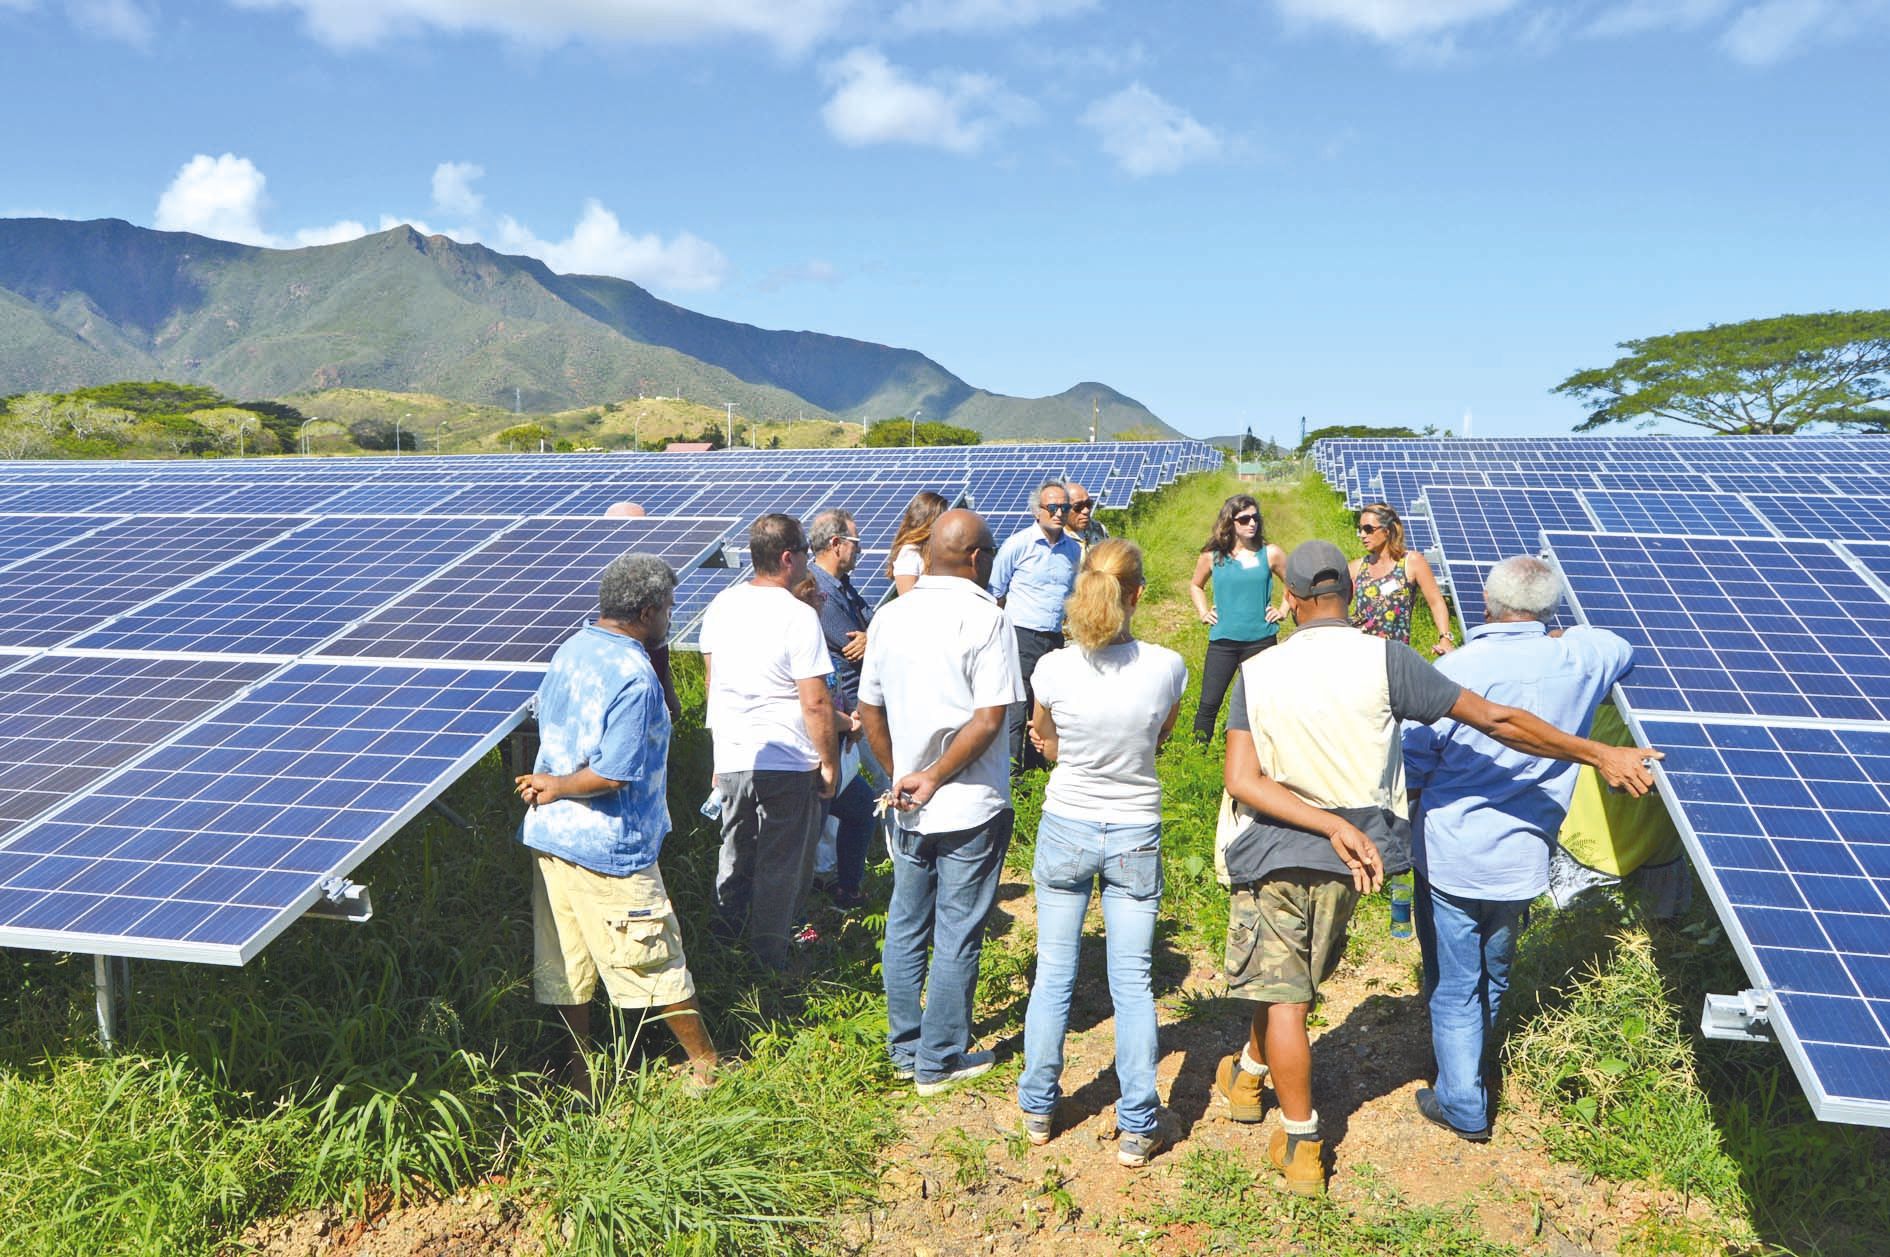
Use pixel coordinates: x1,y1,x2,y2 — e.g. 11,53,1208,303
1193,635,1277,739
1010,626,1065,769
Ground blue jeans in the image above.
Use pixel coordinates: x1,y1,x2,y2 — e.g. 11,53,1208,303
1017,811,1163,1135
1414,872,1529,1133
825,774,878,895
884,809,1014,1081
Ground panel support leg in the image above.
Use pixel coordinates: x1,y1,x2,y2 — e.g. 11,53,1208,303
427,798,471,831
93,954,118,1052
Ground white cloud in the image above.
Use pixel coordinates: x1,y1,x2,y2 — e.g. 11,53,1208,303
1719,0,1856,62
819,46,1028,154
431,161,484,218
494,200,729,291
154,153,274,245
1585,0,1732,37
292,219,369,246
1081,83,1222,177
68,0,154,44
225,0,850,54
892,0,1095,33
1271,0,1519,41
757,259,840,291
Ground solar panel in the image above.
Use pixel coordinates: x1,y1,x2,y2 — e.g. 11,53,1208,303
0,516,307,651
0,661,539,963
1590,471,1718,494
1843,542,1890,591
667,565,745,647
315,484,469,515
1635,716,1890,1124
1422,486,1595,565
1745,494,1890,543
1378,469,1487,518
207,484,349,514
0,654,273,840
71,517,511,657
1819,476,1890,498
424,485,583,516
831,477,967,550
1711,473,1841,496
1546,531,1890,722
316,517,732,664
0,516,114,569
0,485,154,514
1404,516,1436,554
1580,490,1776,538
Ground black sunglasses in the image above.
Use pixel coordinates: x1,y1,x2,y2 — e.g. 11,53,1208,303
1234,512,1258,525
1356,523,1383,534
1041,502,1072,515
1068,498,1094,512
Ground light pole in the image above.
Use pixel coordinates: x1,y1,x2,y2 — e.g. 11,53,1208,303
911,407,922,447
298,415,317,455
236,418,254,459
635,408,645,453
723,401,734,447
435,419,449,453
396,412,411,456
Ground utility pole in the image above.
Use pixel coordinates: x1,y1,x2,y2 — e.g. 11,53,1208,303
1090,395,1098,443
436,419,449,453
1299,415,1307,450
723,401,735,448
911,407,922,447
515,387,522,415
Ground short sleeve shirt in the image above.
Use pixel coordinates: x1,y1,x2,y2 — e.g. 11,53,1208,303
520,627,671,876
700,583,833,773
1228,639,1459,734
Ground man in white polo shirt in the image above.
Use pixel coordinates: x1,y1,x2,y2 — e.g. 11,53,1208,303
701,513,838,971
859,509,1025,1094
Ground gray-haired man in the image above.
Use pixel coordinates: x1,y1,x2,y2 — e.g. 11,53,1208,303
988,480,1080,769
516,553,718,1095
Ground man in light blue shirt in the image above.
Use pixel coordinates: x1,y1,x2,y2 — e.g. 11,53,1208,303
989,480,1081,768
516,552,718,1095
1400,555,1635,1141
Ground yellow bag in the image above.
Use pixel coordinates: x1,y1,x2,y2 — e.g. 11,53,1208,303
1557,704,1682,877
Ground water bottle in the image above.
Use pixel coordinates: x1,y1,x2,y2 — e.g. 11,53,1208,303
1388,871,1415,939
699,788,722,821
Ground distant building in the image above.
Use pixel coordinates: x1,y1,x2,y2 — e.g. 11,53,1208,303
664,442,714,453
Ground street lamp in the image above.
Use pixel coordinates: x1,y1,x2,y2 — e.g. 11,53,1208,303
911,407,922,447
636,408,646,453
298,415,317,455
396,412,411,456
236,418,254,459
723,401,735,447
435,419,450,454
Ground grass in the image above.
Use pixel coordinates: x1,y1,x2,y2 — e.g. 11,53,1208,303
4,463,1886,1255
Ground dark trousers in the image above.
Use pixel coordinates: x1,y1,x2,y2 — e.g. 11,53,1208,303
826,773,879,896
713,768,823,969
1193,635,1277,739
1009,626,1065,769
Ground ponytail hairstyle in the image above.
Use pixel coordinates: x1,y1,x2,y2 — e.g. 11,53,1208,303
1063,538,1145,653
1202,493,1262,560
887,490,951,579
1359,501,1407,561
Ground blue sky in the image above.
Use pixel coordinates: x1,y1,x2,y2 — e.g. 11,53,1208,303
3,0,1886,442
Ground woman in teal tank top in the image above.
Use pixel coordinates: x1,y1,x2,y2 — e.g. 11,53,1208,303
1188,494,1286,740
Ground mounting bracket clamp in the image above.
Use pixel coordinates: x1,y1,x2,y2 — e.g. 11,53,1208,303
1701,990,1772,1043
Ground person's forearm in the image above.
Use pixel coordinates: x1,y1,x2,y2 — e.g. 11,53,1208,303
1428,595,1454,640
860,705,895,778
1228,772,1352,839
1476,704,1605,767
801,696,838,770
537,766,624,801
925,709,1006,784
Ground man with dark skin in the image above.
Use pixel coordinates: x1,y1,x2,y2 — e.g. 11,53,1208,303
859,509,1026,1092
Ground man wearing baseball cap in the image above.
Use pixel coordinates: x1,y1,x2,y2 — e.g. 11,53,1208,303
1210,539,1659,1196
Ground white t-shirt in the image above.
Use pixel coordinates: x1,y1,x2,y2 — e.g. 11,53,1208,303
858,575,1024,834
700,582,833,774
1032,640,1188,823
892,545,924,578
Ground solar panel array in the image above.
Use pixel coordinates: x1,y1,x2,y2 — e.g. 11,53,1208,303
0,441,1213,966
1313,431,1890,1126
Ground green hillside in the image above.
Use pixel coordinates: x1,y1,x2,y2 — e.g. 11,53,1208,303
0,218,1181,442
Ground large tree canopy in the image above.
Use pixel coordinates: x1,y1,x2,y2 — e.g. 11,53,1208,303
1554,311,1890,435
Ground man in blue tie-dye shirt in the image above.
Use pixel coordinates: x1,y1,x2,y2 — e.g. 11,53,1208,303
516,553,718,1095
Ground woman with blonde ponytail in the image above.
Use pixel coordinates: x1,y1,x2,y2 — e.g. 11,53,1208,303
1015,539,1188,1168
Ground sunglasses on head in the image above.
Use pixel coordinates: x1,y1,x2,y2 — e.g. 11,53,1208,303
1234,512,1258,525
1041,502,1072,515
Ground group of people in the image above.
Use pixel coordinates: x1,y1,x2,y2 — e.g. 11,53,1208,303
512,480,1667,1194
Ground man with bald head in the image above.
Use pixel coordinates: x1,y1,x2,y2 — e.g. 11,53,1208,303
1065,483,1108,553
860,509,1025,1094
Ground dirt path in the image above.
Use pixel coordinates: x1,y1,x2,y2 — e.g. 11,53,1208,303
849,872,1703,1257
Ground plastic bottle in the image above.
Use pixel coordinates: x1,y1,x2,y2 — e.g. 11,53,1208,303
1388,871,1415,939
699,788,722,821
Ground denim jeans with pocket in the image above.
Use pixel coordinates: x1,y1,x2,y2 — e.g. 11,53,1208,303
1413,871,1530,1133
1017,810,1163,1135
883,809,1014,1081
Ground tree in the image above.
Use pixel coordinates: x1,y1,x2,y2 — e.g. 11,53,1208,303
1296,424,1426,455
862,418,981,447
1554,310,1890,435
494,422,553,451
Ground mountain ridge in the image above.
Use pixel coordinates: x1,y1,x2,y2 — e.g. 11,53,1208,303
0,218,1177,441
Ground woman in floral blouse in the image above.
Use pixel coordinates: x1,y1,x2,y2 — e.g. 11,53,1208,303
1349,502,1455,655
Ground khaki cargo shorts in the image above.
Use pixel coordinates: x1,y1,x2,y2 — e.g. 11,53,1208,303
1224,871,1359,1004
532,852,695,1009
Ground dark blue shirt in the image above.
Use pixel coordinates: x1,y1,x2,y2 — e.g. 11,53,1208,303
811,562,872,709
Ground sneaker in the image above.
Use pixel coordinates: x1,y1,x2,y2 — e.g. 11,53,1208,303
1020,1110,1055,1146
1116,1125,1168,1168
792,922,821,946
830,886,866,912
1215,1053,1266,1123
914,1050,995,1096
891,1059,915,1081
1267,1127,1325,1197
1415,1087,1491,1143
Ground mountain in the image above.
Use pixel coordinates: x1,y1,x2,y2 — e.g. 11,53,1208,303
0,218,1179,440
